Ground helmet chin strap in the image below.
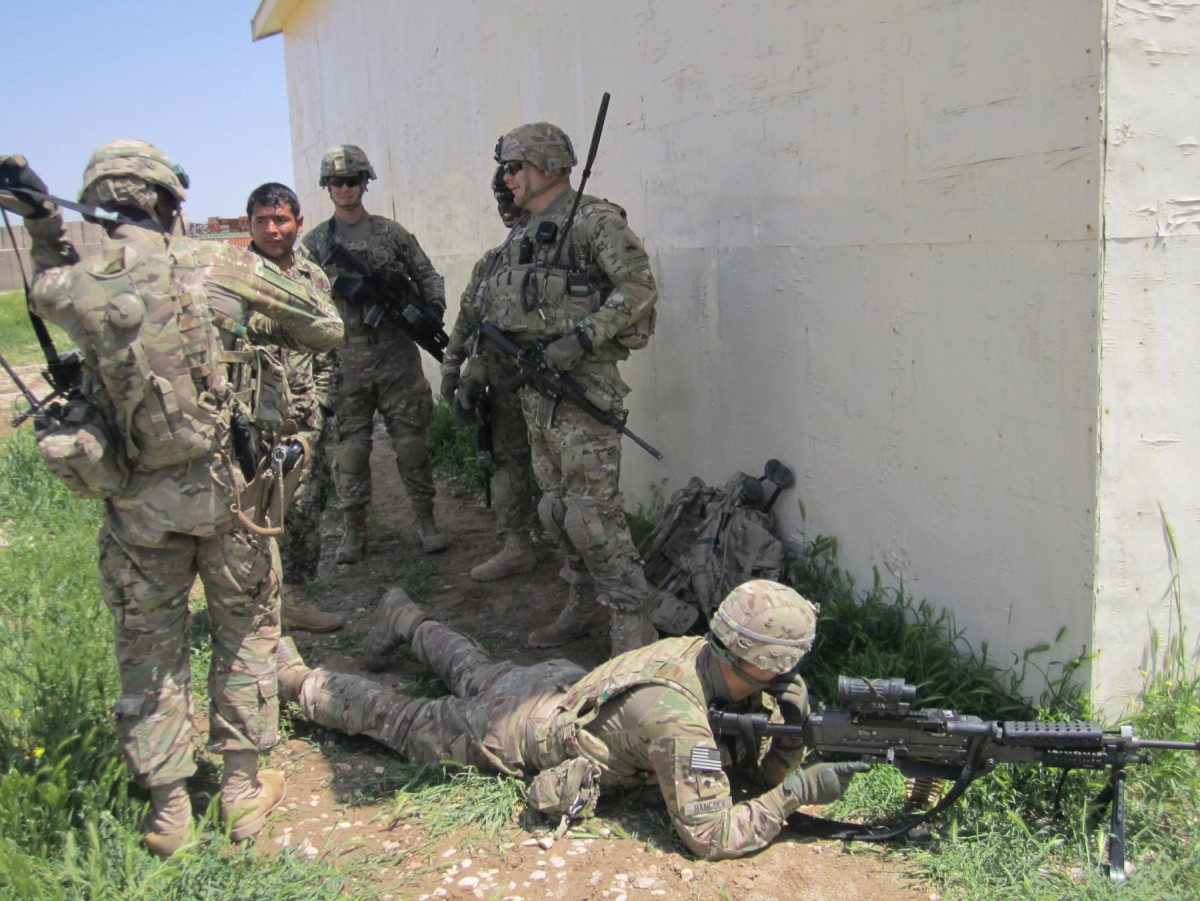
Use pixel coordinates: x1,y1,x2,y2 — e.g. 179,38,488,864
518,169,567,207
707,633,777,692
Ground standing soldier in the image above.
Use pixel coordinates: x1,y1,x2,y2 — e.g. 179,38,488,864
301,145,448,562
439,166,536,584
480,122,660,655
246,182,344,633
0,143,343,856
280,580,866,860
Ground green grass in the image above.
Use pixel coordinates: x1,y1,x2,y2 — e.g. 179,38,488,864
0,289,71,368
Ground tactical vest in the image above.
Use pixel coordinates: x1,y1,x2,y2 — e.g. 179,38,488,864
540,636,709,775
479,192,654,357
69,240,284,472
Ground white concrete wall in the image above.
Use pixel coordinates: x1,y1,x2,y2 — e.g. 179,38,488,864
261,0,1196,707
1096,0,1200,711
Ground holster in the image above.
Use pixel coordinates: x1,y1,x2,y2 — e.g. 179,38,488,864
231,420,309,536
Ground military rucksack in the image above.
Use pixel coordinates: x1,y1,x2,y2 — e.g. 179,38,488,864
641,464,791,634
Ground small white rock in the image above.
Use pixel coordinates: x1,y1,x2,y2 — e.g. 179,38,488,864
529,870,547,881
457,876,479,888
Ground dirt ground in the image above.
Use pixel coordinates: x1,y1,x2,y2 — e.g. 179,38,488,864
255,419,935,900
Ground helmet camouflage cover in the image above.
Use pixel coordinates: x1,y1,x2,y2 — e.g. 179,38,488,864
79,139,189,214
494,122,577,175
710,580,818,674
319,144,377,186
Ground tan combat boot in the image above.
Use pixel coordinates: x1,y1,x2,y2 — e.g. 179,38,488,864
361,588,429,672
220,751,286,842
526,584,606,648
142,780,192,858
281,584,346,633
335,508,368,564
276,636,312,703
470,532,536,582
609,609,659,657
416,515,448,554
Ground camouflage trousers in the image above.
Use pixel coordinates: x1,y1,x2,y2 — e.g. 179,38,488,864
333,332,436,517
519,389,654,612
487,381,533,536
98,520,281,788
296,619,583,775
278,409,334,584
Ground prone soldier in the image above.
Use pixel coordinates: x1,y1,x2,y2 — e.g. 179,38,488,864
280,580,866,860
0,143,343,855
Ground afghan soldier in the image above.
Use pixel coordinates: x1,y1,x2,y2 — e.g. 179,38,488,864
475,122,663,655
300,145,447,562
279,580,866,859
440,166,536,582
246,182,344,633
0,143,343,856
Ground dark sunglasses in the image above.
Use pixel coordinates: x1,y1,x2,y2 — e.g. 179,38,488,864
501,160,524,176
327,174,364,188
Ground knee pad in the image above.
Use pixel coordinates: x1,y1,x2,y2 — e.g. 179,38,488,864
563,498,605,555
337,442,371,478
392,432,430,471
537,494,567,543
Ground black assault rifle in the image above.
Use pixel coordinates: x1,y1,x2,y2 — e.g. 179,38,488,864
323,243,449,362
478,321,663,460
709,675,1200,881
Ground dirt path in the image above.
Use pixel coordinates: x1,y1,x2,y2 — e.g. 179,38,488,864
255,421,934,900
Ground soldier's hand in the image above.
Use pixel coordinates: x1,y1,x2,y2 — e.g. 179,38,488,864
439,371,461,404
766,673,810,751
783,760,871,806
0,155,53,220
545,334,585,372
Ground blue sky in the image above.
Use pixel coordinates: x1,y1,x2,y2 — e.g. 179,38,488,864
7,2,290,223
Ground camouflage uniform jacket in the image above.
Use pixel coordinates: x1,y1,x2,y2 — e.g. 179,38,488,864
249,242,337,428
477,189,656,372
300,213,445,338
27,213,343,545
541,636,807,860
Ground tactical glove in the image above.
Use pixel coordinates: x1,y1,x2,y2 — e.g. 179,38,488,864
783,760,870,806
545,334,585,372
766,674,810,751
439,371,461,404
0,155,53,219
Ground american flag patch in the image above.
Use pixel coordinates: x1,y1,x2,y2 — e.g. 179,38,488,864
689,746,724,773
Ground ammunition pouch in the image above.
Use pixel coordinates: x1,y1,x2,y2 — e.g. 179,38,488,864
527,756,603,838
34,398,127,500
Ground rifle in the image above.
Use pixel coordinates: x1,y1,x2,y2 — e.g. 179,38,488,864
709,675,1200,881
478,321,663,460
323,242,449,362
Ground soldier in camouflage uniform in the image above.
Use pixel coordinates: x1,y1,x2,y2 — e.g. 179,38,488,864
478,123,662,655
440,165,536,582
279,580,867,860
0,144,343,856
246,182,344,633
300,145,448,562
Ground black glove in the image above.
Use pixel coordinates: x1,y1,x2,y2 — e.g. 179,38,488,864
783,761,871,805
766,674,810,751
0,155,52,219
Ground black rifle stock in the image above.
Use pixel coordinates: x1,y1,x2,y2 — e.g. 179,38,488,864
323,243,449,362
709,675,1200,882
478,321,663,460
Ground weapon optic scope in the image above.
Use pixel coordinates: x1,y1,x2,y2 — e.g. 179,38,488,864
837,676,918,710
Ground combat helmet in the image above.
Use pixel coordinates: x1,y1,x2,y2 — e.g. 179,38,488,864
494,122,577,175
318,145,377,187
710,580,818,675
79,139,189,216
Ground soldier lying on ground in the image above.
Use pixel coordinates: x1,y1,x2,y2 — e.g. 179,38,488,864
278,579,866,860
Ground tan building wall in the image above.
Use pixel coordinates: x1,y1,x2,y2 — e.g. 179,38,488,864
253,0,1200,710
0,220,105,293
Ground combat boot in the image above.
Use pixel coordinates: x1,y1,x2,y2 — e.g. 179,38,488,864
220,751,286,842
470,532,536,582
416,515,448,554
335,508,368,564
527,584,606,648
276,636,312,703
362,588,429,672
609,609,659,657
142,780,192,858
281,584,346,633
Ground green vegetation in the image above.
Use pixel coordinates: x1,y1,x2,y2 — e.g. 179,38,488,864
0,289,70,368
